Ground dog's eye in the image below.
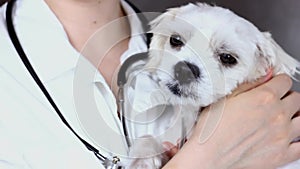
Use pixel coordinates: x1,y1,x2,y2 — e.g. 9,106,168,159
219,53,237,66
170,34,184,49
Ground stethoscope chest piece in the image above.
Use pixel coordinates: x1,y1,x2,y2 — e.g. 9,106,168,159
103,156,122,169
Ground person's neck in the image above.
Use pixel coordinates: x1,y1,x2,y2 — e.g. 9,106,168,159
45,0,131,93
44,0,125,51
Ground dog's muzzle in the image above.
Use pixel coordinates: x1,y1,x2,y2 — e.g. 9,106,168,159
174,61,201,85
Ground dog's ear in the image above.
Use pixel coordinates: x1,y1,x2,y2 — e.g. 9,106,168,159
258,32,300,79
149,3,198,31
149,8,179,31
146,7,181,70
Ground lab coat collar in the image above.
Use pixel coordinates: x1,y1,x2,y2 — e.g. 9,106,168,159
13,0,147,84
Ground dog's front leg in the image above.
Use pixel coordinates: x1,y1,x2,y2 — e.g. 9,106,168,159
125,136,168,169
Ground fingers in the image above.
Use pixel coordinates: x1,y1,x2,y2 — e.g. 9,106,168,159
282,92,300,119
230,69,273,97
291,116,300,142
288,142,300,163
260,74,293,99
163,142,179,158
294,111,300,118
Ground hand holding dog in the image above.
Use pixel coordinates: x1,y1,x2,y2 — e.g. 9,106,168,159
163,74,300,169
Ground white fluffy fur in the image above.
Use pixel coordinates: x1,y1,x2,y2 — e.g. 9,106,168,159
146,3,299,107
127,3,300,169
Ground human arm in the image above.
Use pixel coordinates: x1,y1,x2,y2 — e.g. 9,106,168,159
163,74,300,169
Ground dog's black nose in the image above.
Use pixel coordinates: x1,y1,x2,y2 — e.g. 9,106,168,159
174,61,201,85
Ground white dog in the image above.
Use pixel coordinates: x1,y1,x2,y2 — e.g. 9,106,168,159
125,3,300,169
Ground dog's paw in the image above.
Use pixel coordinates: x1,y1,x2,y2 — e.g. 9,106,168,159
125,136,168,169
126,156,163,169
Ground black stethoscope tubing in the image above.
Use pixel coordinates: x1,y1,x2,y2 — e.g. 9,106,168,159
6,0,107,162
5,0,151,166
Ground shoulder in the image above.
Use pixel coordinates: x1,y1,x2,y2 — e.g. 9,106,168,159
0,2,22,75
0,2,6,20
0,2,7,36
0,2,14,59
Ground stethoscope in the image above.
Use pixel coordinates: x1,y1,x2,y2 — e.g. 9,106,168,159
5,0,152,168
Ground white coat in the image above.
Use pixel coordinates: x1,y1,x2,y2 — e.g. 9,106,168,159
0,0,148,168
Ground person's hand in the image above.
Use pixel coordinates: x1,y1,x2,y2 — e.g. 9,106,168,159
163,74,300,169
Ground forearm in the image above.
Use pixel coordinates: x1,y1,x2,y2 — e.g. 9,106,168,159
163,139,217,169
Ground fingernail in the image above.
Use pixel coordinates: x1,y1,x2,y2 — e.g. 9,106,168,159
162,142,174,151
262,68,273,82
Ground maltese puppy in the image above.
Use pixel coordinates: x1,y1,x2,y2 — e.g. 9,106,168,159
125,3,300,169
